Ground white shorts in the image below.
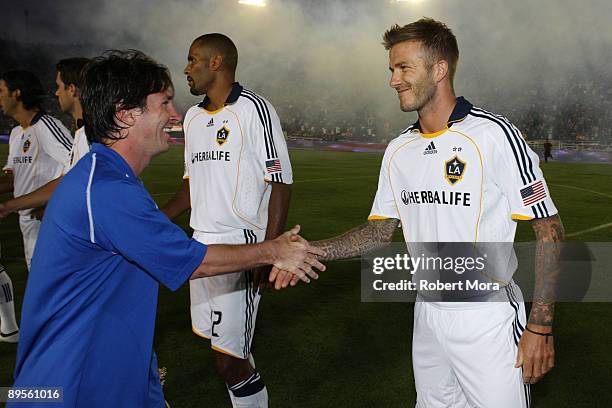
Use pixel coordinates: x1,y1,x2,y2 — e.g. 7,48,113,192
413,282,530,408
19,215,41,271
190,229,264,359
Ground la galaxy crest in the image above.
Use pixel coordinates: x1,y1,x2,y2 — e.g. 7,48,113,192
216,126,230,146
22,139,31,153
445,155,466,185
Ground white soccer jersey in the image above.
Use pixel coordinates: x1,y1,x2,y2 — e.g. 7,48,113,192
66,126,89,171
370,96,557,244
3,112,73,215
183,82,293,235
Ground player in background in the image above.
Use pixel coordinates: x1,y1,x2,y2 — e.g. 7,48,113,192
0,70,72,270
543,139,553,163
162,34,292,407
0,70,73,343
277,18,564,407
0,58,90,219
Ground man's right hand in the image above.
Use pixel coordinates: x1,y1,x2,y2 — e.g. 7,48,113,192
269,225,326,285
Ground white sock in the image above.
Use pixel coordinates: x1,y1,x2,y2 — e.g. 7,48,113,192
0,269,19,334
234,386,268,408
228,372,268,408
227,384,237,406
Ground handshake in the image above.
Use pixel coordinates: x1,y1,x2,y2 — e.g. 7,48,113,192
266,225,327,290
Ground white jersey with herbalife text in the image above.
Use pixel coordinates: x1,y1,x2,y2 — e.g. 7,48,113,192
183,82,293,235
66,126,89,171
3,112,73,216
370,97,558,287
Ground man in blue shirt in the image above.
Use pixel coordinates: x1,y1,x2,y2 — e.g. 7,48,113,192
9,50,324,408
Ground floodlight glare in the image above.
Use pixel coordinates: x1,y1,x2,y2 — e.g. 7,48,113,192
238,0,267,7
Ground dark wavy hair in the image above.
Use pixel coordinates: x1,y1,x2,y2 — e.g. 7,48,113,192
56,58,90,90
0,70,45,110
80,50,172,145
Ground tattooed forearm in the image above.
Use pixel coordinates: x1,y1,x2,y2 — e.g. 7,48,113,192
529,214,564,327
312,219,400,261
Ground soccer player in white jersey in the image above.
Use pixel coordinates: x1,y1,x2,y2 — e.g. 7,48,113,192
162,34,292,407
0,58,90,219
0,70,73,270
274,18,564,407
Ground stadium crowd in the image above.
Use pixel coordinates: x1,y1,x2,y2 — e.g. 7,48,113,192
275,79,612,144
4,84,610,145
1,39,611,145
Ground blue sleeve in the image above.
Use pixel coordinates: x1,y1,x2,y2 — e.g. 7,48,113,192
91,179,206,291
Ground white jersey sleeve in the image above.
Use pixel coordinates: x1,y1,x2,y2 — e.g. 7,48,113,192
369,139,401,220
490,124,557,220
38,115,73,169
251,100,293,184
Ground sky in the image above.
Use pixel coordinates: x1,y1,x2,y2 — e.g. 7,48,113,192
2,0,612,135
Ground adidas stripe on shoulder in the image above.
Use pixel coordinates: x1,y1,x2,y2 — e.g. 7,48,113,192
40,116,72,151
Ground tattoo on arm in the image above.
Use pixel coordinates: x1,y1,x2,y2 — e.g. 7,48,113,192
529,214,564,327
312,218,399,261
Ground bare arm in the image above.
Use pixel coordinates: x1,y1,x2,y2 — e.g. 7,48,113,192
190,225,325,282
0,172,13,195
161,179,190,220
0,177,60,218
254,182,291,288
313,218,400,261
264,182,291,241
516,213,564,384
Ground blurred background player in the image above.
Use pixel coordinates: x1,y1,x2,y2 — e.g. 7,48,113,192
543,139,553,163
163,34,293,408
0,70,72,270
0,58,90,218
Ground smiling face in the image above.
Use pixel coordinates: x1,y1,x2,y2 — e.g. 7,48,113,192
388,40,437,113
134,87,181,158
184,41,214,96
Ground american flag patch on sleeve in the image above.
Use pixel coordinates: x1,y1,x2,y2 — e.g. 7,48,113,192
520,180,547,206
266,159,282,174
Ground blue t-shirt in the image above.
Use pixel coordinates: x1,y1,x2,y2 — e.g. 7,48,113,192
11,143,207,407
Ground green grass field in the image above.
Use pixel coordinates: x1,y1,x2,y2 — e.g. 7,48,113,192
1,145,611,407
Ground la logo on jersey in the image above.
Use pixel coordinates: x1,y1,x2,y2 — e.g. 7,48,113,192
445,155,466,185
22,139,31,153
216,126,230,146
